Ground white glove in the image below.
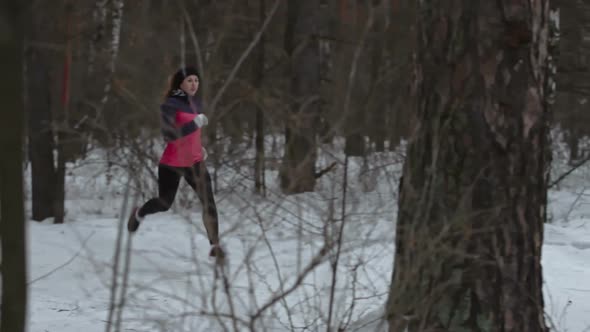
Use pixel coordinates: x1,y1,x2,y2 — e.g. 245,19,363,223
202,147,208,160
193,114,208,127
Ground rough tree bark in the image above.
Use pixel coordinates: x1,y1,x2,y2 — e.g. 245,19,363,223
0,2,29,332
386,1,551,331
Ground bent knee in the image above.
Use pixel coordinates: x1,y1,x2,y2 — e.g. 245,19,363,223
157,199,173,212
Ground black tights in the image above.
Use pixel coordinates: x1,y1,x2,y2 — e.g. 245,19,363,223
138,162,219,244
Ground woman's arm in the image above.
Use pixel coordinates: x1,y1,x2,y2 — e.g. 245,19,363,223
160,105,201,142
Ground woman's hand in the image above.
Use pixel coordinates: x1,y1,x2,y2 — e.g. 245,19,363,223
193,114,208,128
202,147,208,160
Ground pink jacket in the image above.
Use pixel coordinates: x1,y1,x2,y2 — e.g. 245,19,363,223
159,96,203,167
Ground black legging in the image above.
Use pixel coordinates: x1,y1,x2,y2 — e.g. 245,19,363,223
138,162,219,244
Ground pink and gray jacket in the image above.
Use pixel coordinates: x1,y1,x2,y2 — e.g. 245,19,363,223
159,95,204,167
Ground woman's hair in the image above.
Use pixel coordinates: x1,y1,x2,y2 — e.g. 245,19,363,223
165,66,200,97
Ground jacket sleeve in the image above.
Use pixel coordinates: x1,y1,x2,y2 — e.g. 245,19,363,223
160,105,199,142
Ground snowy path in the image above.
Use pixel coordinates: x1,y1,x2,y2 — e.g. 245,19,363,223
25,149,590,331
27,212,590,332
27,204,394,332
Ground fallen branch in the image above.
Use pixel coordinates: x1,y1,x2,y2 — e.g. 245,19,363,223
549,153,590,189
315,162,337,179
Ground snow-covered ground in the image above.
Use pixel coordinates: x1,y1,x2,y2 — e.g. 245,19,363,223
25,139,590,332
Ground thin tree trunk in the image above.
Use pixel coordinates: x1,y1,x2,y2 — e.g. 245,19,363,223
553,0,590,166
0,2,29,331
279,0,320,194
343,3,374,158
318,0,334,145
53,147,66,224
100,0,124,110
367,1,387,152
26,50,55,221
254,0,266,196
567,129,581,165
386,0,416,151
88,0,108,76
387,1,551,331
368,57,386,152
53,2,75,225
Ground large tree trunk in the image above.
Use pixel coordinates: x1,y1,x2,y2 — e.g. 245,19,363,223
0,2,29,332
386,1,551,331
280,0,320,194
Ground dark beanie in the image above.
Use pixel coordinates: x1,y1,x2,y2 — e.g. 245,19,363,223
170,66,200,90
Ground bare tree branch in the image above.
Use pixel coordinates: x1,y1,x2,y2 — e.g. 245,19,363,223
208,0,281,116
250,244,330,329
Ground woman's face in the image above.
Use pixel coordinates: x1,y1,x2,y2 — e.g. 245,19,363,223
180,75,199,96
